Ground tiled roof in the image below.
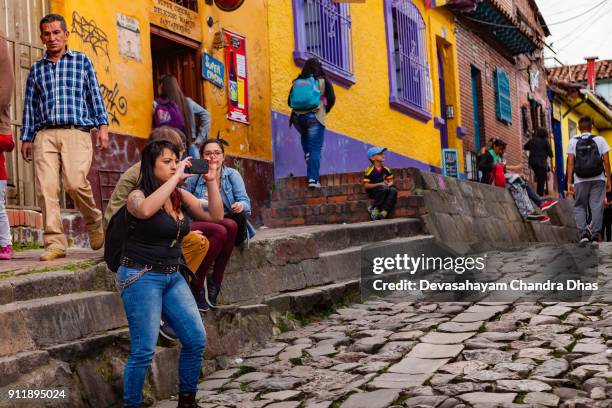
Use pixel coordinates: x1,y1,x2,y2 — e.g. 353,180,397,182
547,60,612,82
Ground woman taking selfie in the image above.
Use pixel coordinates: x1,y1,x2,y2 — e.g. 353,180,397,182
118,140,223,408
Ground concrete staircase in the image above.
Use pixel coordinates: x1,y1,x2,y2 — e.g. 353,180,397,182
0,217,428,407
262,169,425,227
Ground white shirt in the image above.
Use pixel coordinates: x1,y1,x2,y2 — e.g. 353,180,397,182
568,133,610,184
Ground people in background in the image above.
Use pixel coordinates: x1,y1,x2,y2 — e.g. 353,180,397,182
288,57,335,189
184,138,254,310
524,127,553,196
104,127,210,342
0,30,15,260
118,139,223,408
363,147,397,221
478,139,506,185
20,14,108,261
154,75,210,159
567,115,611,245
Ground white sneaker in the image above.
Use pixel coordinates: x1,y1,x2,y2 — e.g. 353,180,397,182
308,181,321,189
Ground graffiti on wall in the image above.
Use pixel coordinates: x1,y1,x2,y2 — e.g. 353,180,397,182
99,82,129,126
71,11,110,61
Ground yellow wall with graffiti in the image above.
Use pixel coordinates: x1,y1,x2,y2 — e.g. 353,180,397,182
268,0,463,170
49,0,272,162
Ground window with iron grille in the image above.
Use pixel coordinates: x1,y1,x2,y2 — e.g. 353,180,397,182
171,0,198,12
292,0,355,86
384,0,432,122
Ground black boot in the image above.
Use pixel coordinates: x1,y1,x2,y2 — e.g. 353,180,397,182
205,275,222,308
177,392,201,408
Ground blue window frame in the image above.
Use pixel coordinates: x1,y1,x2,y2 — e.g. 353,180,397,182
292,0,355,87
495,68,512,123
384,0,432,122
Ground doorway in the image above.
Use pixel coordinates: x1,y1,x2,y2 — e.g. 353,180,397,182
150,27,203,105
437,47,448,149
470,66,484,151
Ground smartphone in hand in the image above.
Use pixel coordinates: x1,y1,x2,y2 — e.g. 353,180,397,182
186,159,209,174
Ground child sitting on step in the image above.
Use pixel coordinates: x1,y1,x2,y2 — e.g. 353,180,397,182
363,147,397,220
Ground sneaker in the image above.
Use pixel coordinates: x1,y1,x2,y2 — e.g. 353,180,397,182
526,213,541,221
370,207,380,221
579,232,591,247
0,245,13,260
159,319,178,342
308,180,321,189
380,210,389,219
535,215,550,223
205,275,222,309
539,200,558,211
87,224,104,250
193,285,210,312
40,248,66,261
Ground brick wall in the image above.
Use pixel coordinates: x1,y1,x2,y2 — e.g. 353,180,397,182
456,20,523,168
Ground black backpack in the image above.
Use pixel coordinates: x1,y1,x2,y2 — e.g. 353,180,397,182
104,205,137,273
574,135,604,178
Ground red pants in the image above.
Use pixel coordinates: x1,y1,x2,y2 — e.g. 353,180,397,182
190,218,237,292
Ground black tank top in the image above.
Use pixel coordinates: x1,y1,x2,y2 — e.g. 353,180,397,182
123,205,191,267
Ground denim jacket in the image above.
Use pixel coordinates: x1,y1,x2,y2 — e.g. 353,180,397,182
187,98,211,146
184,166,256,239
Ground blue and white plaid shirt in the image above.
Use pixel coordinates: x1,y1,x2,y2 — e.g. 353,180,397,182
20,49,109,142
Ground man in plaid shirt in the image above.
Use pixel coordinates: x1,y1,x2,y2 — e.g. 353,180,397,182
20,14,109,261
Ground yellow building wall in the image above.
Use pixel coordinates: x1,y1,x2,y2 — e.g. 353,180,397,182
268,0,463,170
50,0,272,161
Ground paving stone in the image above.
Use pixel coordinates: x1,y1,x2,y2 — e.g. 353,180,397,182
198,378,231,391
420,331,476,345
509,340,547,349
304,401,333,408
495,379,552,392
523,392,560,407
530,358,568,377
451,312,491,323
334,352,369,363
307,344,337,357
206,368,239,379
552,387,589,401
521,324,573,335
458,392,517,405
494,363,534,376
499,311,534,322
465,305,509,314
331,363,361,372
572,343,607,354
439,360,488,375
236,372,271,383
403,396,449,408
529,315,561,325
353,329,393,339
250,345,286,357
349,337,387,353
388,357,449,375
354,361,388,374
366,373,430,390
389,330,424,341
340,389,400,408
437,321,482,332
540,305,572,317
463,349,513,364
246,376,306,392
516,347,552,361
464,338,507,350
477,331,523,342
434,382,487,395
406,343,463,359
567,365,609,383
464,369,521,381
484,320,517,332
261,390,303,401
279,344,310,360
572,352,610,365
429,373,457,386
311,332,348,341
265,402,301,408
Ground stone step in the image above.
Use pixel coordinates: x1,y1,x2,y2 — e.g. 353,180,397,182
0,262,112,306
262,196,425,227
0,291,126,357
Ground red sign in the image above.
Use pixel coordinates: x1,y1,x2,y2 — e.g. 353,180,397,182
224,29,249,124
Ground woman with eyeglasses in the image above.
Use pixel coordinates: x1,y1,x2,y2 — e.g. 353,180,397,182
184,138,255,311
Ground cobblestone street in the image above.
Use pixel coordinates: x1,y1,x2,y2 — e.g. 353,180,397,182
153,243,612,408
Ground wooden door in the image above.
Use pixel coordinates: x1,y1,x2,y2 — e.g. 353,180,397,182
1,0,48,208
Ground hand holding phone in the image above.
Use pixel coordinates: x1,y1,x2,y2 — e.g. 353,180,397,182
186,159,209,174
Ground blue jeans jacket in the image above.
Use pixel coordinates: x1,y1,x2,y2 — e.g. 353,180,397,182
184,166,256,239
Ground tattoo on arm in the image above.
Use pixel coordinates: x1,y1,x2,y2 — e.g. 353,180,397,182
127,192,144,213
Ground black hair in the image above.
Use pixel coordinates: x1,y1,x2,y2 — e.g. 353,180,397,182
40,14,67,33
299,57,325,79
200,131,229,155
535,127,548,139
493,139,507,148
138,140,181,197
579,116,593,131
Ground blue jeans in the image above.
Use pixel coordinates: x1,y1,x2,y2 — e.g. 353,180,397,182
524,184,543,207
293,112,325,183
117,266,206,407
188,143,200,159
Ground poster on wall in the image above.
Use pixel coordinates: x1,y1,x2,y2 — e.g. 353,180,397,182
442,148,459,178
223,29,249,124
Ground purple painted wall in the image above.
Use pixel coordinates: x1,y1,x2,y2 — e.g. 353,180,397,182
272,111,441,180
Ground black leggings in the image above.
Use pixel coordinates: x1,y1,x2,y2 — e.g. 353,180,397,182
532,165,547,196
226,212,248,246
367,186,398,212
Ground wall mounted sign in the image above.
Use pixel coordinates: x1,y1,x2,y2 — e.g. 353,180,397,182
116,13,141,61
442,148,459,178
202,52,225,88
224,29,249,124
150,0,202,41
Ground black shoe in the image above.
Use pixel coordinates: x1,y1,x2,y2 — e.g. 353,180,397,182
159,319,178,342
192,285,210,312
205,275,222,309
177,392,202,408
579,232,591,247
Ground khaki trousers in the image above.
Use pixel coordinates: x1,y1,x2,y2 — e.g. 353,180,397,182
33,129,102,250
182,231,209,276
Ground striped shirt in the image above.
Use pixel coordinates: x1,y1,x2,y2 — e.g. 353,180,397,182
20,49,108,142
